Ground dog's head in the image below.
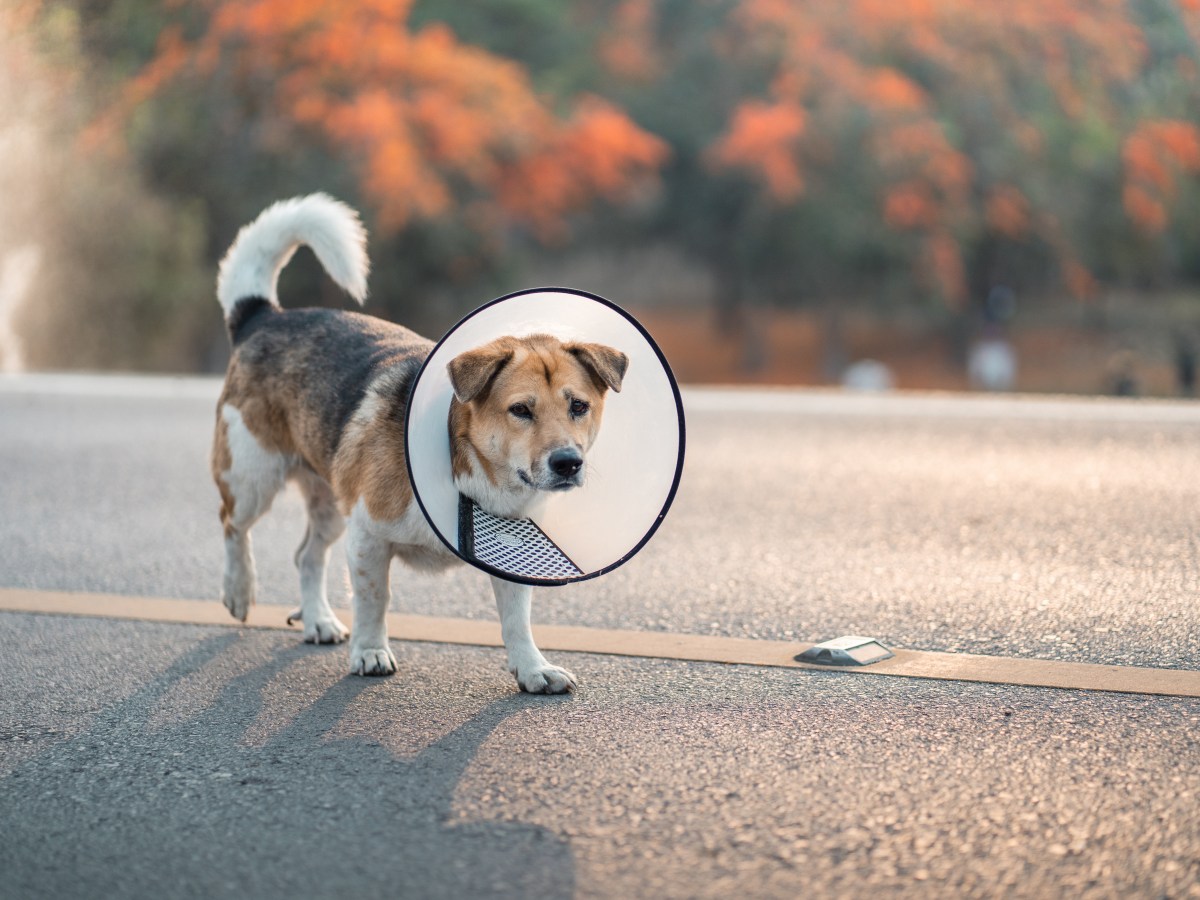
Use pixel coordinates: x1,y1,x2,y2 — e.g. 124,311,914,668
447,334,628,504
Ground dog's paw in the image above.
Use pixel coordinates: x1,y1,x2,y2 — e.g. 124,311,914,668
350,645,398,677
306,616,350,644
512,663,577,695
287,608,350,644
222,588,252,623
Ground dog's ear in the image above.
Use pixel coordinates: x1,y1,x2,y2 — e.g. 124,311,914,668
567,342,629,393
447,342,514,403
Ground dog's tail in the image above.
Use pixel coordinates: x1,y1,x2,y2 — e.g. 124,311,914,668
216,193,369,330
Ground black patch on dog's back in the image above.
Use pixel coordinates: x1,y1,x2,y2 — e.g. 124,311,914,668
227,296,275,344
385,355,423,429
230,307,433,468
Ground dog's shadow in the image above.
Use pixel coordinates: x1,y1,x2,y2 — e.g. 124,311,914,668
0,633,576,899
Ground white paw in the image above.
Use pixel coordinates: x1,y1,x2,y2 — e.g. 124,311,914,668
287,608,349,644
512,662,577,694
350,645,398,677
222,588,251,622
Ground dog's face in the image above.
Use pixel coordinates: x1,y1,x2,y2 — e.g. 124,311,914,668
448,334,628,499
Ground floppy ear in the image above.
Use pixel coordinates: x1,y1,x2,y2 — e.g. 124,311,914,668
447,342,514,403
567,342,629,393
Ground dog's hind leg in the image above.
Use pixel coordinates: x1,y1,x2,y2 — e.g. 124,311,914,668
213,404,291,622
287,468,349,644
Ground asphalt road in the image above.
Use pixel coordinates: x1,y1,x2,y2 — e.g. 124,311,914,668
1,374,1198,898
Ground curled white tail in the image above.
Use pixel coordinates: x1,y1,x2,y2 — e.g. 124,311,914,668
216,193,369,318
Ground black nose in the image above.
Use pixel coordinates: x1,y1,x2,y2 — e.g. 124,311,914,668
548,448,583,478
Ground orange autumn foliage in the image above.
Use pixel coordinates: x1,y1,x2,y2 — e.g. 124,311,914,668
1122,120,1200,234
985,186,1031,239
496,98,672,238
865,69,928,113
707,0,1154,304
1123,184,1168,233
122,0,667,237
1061,259,1098,301
1179,0,1200,52
709,101,807,200
884,182,938,229
922,232,968,308
600,0,661,81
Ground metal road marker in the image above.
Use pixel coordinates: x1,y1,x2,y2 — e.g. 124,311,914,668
797,635,895,666
1,588,1198,698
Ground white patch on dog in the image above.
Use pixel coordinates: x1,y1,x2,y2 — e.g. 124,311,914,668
454,455,549,520
220,404,294,513
218,404,295,621
339,369,397,450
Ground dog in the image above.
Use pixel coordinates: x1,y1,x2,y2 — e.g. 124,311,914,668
211,194,627,693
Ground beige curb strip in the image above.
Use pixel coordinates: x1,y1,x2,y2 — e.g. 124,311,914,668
2,588,1198,698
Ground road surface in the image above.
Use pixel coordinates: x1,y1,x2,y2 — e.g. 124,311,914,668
1,375,1197,898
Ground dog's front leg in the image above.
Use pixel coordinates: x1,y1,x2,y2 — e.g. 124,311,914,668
346,523,397,676
490,576,576,694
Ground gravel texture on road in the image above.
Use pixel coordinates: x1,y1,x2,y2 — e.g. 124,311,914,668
3,378,1199,898
1,613,1198,900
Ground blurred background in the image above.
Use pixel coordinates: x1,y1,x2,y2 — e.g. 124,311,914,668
2,0,1200,395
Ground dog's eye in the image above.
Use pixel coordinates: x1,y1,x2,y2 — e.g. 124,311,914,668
570,399,590,417
508,403,533,420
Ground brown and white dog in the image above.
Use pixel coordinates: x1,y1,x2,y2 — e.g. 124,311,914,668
211,195,627,693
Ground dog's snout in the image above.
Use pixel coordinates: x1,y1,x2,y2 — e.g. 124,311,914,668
548,448,583,478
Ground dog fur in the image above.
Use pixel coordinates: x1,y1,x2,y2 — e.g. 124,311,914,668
210,194,627,693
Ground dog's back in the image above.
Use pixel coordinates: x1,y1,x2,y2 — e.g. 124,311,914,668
214,194,430,482
221,305,428,482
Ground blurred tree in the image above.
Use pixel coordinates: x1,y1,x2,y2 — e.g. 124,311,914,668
596,0,1200,368
99,0,667,337
704,0,1154,307
15,0,1200,376
0,1,211,371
